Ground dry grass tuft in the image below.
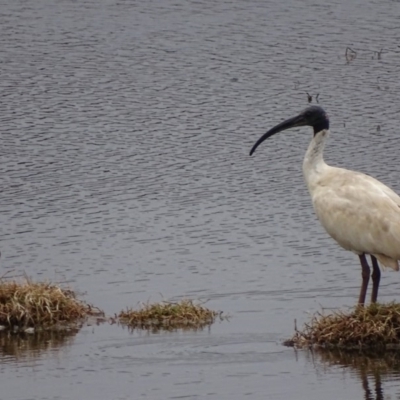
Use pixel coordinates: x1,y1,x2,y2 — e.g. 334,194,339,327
118,299,223,331
285,303,400,349
0,278,103,330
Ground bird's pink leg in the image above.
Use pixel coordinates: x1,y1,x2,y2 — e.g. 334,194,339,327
370,256,380,303
358,254,370,305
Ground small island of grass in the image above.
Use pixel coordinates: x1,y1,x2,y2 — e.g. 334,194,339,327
285,302,400,350
118,299,223,331
0,278,103,332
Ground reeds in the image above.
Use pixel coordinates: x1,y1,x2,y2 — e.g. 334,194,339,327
286,303,400,349
118,299,222,331
0,278,103,331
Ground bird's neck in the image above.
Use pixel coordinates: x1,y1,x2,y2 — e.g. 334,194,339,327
302,129,329,192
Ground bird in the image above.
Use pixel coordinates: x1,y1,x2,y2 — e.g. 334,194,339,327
249,105,400,305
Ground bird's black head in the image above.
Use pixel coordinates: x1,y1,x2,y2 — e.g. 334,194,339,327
300,106,330,135
249,106,330,156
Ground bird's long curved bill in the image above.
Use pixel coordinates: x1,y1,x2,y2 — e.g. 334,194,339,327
249,114,305,156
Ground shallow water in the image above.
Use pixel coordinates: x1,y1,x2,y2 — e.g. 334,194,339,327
1,0,400,398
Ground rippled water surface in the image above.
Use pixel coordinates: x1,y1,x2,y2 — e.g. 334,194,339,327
2,0,400,398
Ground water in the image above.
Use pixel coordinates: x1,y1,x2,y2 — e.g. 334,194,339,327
1,0,400,398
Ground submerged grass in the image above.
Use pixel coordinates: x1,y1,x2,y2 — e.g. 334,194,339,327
0,278,103,331
118,299,223,331
286,302,400,349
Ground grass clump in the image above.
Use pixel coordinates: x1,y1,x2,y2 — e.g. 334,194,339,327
0,278,103,331
118,299,223,331
286,302,400,349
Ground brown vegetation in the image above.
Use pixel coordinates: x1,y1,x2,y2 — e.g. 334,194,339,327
118,299,223,331
0,278,103,331
285,303,400,349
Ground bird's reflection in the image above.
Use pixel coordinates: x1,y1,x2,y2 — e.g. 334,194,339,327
315,349,400,400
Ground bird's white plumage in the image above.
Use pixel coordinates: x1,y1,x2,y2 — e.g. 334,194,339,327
303,129,400,271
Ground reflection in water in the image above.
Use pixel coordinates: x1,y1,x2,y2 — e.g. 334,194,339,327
0,329,79,361
316,349,400,400
120,321,217,335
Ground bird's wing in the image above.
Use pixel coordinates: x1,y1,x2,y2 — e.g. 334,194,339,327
311,167,400,269
353,171,400,207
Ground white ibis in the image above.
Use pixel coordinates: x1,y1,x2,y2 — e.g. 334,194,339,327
250,106,400,305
